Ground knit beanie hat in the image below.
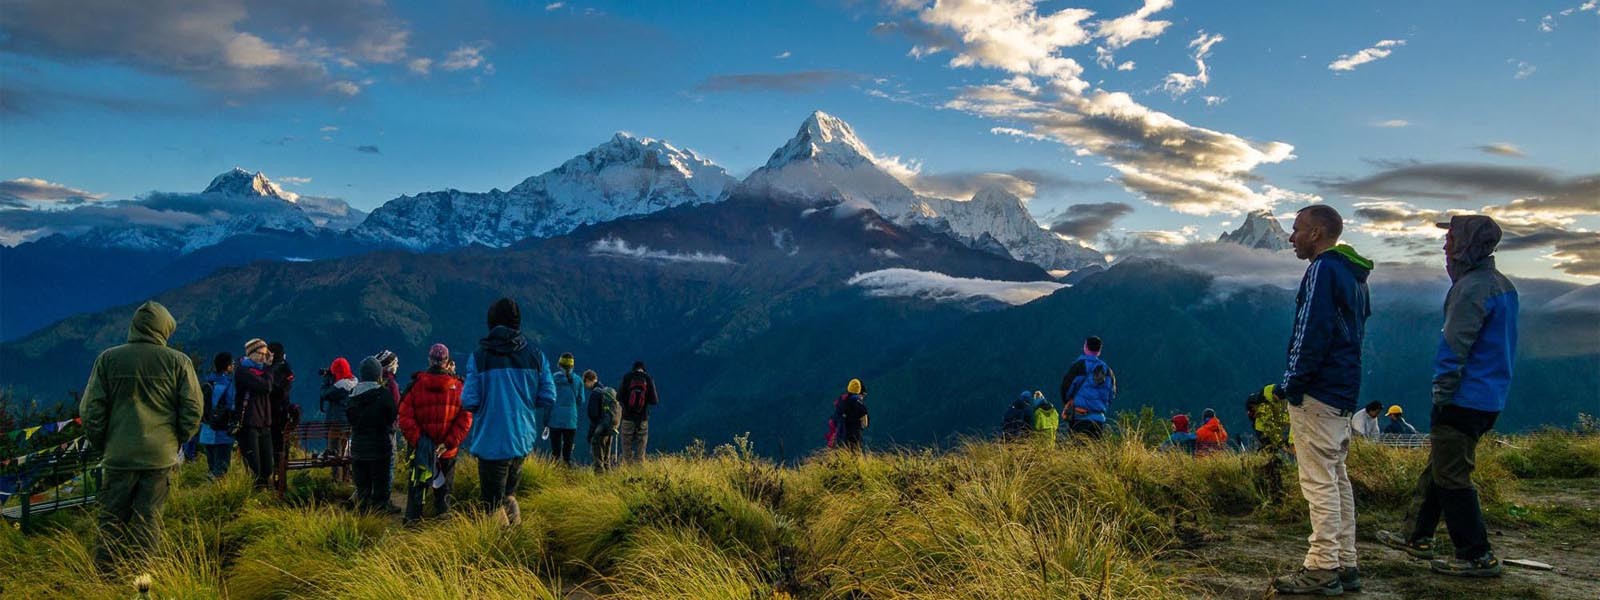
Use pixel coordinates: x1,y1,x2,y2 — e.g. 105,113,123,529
558,352,575,370
429,343,450,365
487,297,521,330
376,349,398,374
847,379,863,394
359,356,384,383
244,338,267,356
329,357,353,381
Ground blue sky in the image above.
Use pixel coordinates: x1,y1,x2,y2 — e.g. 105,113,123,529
2,0,1597,280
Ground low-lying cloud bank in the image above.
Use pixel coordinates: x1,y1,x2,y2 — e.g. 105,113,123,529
588,237,735,264
848,268,1065,306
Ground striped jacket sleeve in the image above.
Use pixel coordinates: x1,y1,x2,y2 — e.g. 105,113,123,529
1281,258,1337,401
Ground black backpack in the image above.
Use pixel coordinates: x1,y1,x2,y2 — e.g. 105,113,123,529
203,378,236,431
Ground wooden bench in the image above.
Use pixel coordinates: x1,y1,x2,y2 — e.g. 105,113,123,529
0,442,103,533
274,421,352,493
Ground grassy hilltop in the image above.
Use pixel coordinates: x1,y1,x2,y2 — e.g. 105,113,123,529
3,429,1598,599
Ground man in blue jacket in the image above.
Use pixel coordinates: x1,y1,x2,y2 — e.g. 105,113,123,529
1262,205,1373,596
1380,215,1517,578
461,297,555,527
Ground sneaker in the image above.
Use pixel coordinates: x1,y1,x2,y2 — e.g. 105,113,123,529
1377,530,1436,560
1339,566,1361,592
1274,567,1344,596
1431,553,1503,578
505,496,522,526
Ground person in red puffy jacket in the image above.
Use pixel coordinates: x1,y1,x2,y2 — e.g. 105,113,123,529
397,344,472,524
1195,408,1229,456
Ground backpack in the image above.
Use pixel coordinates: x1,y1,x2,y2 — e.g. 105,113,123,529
1032,404,1059,432
825,393,847,448
624,373,651,413
203,378,235,431
1070,357,1115,416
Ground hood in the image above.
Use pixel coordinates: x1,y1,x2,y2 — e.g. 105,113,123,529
1011,398,1031,409
480,325,528,355
1325,244,1374,281
329,357,354,381
333,378,358,392
1442,215,1502,282
1171,414,1190,433
127,301,176,345
351,381,383,396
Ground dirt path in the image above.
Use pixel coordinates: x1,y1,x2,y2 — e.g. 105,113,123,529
1169,479,1600,599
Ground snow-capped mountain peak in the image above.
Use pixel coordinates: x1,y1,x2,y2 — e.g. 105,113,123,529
203,168,297,202
1218,210,1292,251
765,111,876,169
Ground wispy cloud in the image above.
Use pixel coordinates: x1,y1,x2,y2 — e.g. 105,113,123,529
774,50,792,59
589,238,735,264
545,2,565,11
1050,202,1135,239
1474,143,1526,157
1161,31,1224,97
692,70,862,94
1509,59,1536,79
0,177,105,207
1094,0,1174,49
1328,39,1405,72
355,145,381,154
1371,119,1411,128
899,168,1094,202
847,268,1065,306
277,176,313,185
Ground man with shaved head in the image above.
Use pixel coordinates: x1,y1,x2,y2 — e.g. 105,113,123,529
1264,204,1375,595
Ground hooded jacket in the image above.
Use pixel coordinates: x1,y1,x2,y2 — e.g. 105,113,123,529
78,301,204,470
235,357,274,429
546,367,583,430
1001,395,1032,439
346,358,397,461
1433,216,1518,414
1279,244,1374,412
398,369,472,459
461,326,556,460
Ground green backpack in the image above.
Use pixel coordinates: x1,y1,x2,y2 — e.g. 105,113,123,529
1033,405,1060,432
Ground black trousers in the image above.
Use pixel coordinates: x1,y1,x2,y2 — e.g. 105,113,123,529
549,428,576,465
237,426,275,489
1403,406,1498,559
351,458,391,511
1069,419,1105,439
478,455,526,512
405,455,457,522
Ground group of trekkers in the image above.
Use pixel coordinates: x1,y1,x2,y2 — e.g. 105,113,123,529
74,205,1517,595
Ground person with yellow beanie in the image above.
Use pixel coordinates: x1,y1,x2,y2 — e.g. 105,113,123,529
828,379,869,451
1382,405,1418,435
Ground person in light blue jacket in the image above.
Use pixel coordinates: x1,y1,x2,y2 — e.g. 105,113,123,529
544,352,583,467
199,352,237,479
461,297,555,527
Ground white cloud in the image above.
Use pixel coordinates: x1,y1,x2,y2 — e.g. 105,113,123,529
407,57,433,75
1328,39,1405,72
774,50,792,59
277,176,312,185
990,126,1047,141
1161,31,1224,97
1116,60,1136,71
1509,59,1536,79
327,80,361,96
319,125,339,133
588,238,735,264
847,268,1065,305
441,43,492,72
1094,0,1174,49
1475,142,1526,157
1202,95,1226,106
546,2,565,10
0,177,106,208
1371,119,1411,128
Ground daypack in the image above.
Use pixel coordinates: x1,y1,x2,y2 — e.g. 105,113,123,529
593,386,622,436
624,374,651,414
203,378,235,431
1032,405,1059,432
1069,356,1115,416
825,393,847,448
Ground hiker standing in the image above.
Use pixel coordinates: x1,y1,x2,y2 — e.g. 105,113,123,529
376,349,403,510
266,342,297,495
1351,401,1383,439
1261,205,1373,595
617,361,659,464
831,379,869,451
583,370,620,473
1000,392,1033,441
1060,336,1117,439
1382,406,1419,435
1159,414,1197,455
1195,408,1229,456
1380,215,1518,578
78,301,203,570
235,338,276,490
461,297,555,526
199,352,237,480
397,344,471,524
320,357,357,481
347,357,397,512
545,353,583,467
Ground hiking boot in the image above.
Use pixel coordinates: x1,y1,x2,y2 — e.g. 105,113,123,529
491,506,510,527
1377,530,1436,560
505,496,522,526
1273,567,1344,596
1339,566,1361,592
1431,553,1503,578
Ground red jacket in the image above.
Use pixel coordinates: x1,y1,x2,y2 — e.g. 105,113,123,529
397,371,472,459
1195,417,1229,456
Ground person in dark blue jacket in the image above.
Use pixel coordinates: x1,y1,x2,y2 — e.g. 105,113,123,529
461,297,555,527
1001,392,1032,441
1263,205,1373,596
1380,215,1518,578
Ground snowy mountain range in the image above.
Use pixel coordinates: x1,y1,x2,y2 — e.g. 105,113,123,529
742,112,1104,271
1217,210,1292,251
353,134,735,250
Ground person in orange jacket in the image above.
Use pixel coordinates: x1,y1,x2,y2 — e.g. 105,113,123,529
1195,408,1229,456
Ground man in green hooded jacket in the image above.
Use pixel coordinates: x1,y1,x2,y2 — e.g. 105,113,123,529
79,301,204,571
